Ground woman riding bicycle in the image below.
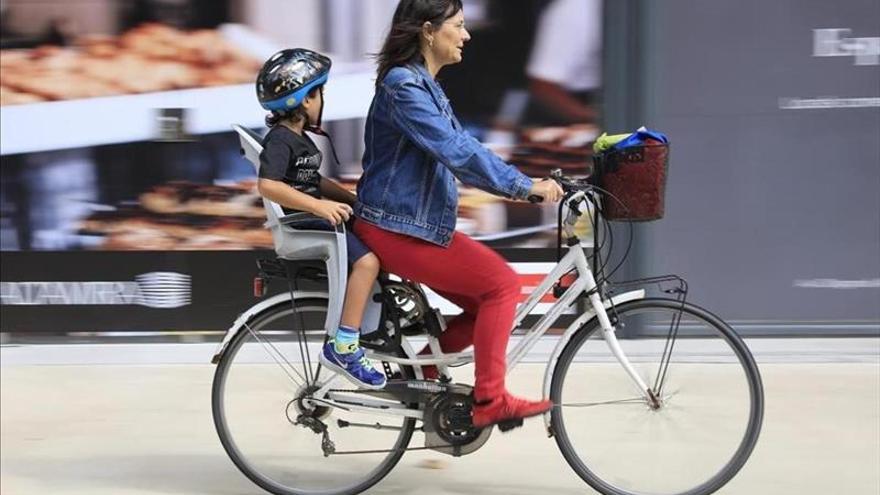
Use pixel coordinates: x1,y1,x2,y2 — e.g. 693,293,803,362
353,0,564,430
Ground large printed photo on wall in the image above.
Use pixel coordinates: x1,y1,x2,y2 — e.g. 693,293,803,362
0,0,603,252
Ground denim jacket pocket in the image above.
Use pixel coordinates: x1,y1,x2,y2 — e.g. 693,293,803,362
436,95,462,131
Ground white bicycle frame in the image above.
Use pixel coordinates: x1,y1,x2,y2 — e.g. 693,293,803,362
308,191,652,434
218,125,653,434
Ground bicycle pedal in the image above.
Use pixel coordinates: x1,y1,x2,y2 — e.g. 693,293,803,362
496,418,524,432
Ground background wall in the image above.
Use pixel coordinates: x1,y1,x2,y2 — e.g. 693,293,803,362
635,0,879,333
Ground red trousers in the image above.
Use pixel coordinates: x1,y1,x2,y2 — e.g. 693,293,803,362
354,220,520,400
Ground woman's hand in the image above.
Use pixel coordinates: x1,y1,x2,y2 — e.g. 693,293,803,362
528,178,564,203
312,200,353,225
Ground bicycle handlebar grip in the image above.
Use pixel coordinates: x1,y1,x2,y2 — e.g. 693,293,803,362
527,195,544,203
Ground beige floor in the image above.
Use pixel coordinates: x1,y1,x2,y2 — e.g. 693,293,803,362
1,359,878,495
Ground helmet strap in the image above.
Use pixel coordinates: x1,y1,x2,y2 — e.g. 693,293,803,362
305,86,326,131
307,127,342,168
305,86,341,166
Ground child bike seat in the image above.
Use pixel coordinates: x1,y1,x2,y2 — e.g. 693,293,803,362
232,124,347,334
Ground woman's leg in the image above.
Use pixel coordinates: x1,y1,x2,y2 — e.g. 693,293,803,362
354,221,519,401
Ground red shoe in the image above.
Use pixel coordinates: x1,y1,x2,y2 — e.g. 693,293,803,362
471,393,553,432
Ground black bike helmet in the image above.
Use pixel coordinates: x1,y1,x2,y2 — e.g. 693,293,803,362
256,48,331,112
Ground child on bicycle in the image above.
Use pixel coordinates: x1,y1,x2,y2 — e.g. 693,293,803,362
255,48,385,390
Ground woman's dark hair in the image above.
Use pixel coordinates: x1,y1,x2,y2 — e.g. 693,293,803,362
375,0,463,86
265,86,321,127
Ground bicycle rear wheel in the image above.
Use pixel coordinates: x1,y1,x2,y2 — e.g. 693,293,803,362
212,298,415,495
550,298,763,495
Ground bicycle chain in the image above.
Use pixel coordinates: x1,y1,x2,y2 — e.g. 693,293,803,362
325,387,385,394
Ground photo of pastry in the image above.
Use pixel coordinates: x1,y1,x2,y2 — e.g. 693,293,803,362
0,23,261,105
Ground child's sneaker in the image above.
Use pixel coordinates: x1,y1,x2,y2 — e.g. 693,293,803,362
319,342,387,390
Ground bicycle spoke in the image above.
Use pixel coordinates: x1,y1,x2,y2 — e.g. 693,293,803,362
558,397,647,408
287,278,315,385
661,388,680,404
242,322,305,387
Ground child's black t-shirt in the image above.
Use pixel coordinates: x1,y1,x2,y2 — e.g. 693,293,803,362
259,126,323,211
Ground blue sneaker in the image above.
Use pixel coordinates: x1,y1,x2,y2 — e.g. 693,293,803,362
319,342,387,390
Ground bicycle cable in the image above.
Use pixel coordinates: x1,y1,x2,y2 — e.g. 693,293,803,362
550,175,636,299
572,188,613,296
584,184,635,291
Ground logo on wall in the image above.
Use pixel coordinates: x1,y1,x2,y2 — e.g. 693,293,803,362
0,272,191,308
779,28,880,110
813,28,879,66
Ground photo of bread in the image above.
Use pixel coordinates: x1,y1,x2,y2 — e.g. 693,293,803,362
511,124,597,177
79,181,273,251
0,85,47,105
139,181,264,218
0,23,261,106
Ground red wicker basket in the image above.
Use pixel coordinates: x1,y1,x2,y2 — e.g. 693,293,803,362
592,141,669,221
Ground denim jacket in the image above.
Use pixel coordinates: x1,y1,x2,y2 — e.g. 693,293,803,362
355,63,532,247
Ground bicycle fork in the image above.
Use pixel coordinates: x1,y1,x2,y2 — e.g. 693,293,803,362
576,255,660,409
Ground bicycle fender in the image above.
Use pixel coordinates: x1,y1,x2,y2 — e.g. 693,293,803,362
210,291,329,364
541,289,645,435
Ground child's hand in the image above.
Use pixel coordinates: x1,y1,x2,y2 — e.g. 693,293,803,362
313,200,353,225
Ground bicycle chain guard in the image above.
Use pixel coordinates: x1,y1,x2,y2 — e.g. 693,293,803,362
313,381,493,457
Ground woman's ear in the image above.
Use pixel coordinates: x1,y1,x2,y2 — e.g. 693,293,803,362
422,21,434,44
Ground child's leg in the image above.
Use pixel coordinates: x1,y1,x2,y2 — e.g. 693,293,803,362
319,243,386,389
334,253,380,354
340,253,380,331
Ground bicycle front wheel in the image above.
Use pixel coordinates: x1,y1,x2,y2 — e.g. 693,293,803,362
212,298,415,495
550,298,763,495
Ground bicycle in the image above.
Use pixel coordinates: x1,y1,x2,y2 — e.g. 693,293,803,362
211,125,764,495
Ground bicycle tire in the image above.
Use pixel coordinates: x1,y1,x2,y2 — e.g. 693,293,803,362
212,298,416,495
550,298,764,495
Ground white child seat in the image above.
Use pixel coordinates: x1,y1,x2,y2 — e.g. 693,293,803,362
232,124,347,334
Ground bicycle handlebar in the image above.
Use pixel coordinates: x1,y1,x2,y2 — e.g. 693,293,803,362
526,169,594,203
